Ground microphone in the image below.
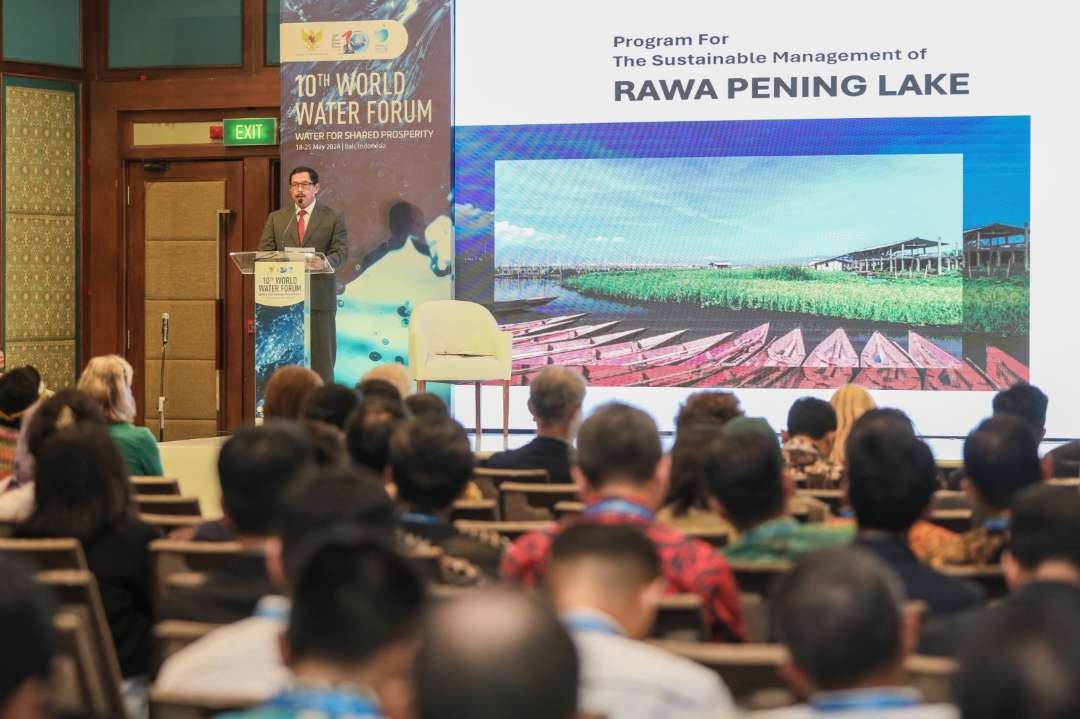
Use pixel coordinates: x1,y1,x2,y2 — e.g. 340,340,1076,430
161,313,170,346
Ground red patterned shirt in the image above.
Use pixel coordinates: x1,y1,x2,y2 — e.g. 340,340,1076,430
500,497,745,642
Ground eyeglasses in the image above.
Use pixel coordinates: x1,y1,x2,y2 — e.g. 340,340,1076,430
289,181,315,190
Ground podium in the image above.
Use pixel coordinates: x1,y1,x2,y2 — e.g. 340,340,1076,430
230,250,334,419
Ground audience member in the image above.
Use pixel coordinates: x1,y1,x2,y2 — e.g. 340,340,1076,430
17,424,161,680
160,423,316,621
674,390,743,431
262,365,323,420
502,402,744,642
0,367,42,478
705,417,849,562
925,414,1042,567
954,586,1080,719
301,419,348,467
484,366,585,485
345,394,407,478
658,422,736,532
300,383,359,430
756,548,953,718
828,384,876,465
1045,440,1080,478
219,531,426,719
991,381,1048,438
155,467,396,699
0,390,107,522
783,397,842,489
547,524,735,718
847,413,984,615
77,354,163,476
356,377,404,403
360,362,413,398
0,557,58,719
391,416,503,578
404,392,450,419
414,589,579,719
921,485,1080,657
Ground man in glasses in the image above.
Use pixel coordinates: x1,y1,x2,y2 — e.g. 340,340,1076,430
259,166,348,382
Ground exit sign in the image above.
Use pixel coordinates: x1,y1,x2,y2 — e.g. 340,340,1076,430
223,118,277,146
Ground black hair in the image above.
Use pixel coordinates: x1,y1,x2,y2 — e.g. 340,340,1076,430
992,382,1048,433
786,397,838,440
0,558,57,705
770,548,905,691
25,389,107,460
274,466,397,582
955,585,1080,719
848,423,938,532
964,415,1042,511
664,423,720,516
404,392,450,419
674,391,743,431
1047,441,1080,479
288,166,319,184
356,378,403,402
0,367,41,429
1008,485,1080,571
19,424,132,541
345,395,408,473
218,422,316,535
390,416,474,512
301,384,360,430
286,529,425,666
549,523,661,589
575,403,661,488
415,590,579,719
702,430,785,531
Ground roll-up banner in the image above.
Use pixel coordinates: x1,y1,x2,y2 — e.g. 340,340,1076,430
254,258,309,419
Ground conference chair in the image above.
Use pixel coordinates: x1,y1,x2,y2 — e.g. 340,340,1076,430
154,620,222,662
796,488,845,514
449,498,499,522
682,526,734,548
729,560,793,598
553,500,584,518
0,537,87,571
408,300,512,449
652,594,707,641
132,476,182,496
927,508,973,534
149,540,244,598
136,495,202,517
52,610,111,717
471,467,550,499
141,514,203,535
36,570,128,719
939,564,1008,599
454,519,552,542
498,482,579,521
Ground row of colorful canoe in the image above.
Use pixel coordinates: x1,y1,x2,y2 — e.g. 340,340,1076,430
500,315,1029,391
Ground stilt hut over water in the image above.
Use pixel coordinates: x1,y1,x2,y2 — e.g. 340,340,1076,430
809,237,952,275
963,223,1030,277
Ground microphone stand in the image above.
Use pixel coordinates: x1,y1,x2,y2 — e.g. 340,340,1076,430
158,318,168,442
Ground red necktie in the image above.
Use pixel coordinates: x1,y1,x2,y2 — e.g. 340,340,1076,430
297,209,307,245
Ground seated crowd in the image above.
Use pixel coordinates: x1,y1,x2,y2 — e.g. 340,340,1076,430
0,358,1077,719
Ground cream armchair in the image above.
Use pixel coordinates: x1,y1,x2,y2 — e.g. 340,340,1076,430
408,300,512,447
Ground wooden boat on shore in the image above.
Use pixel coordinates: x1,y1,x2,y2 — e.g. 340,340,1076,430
584,333,732,381
804,328,859,368
785,367,856,389
984,347,1030,389
487,296,556,316
922,365,994,392
695,328,806,388
500,313,586,336
907,332,962,368
861,332,914,368
512,330,686,371
854,368,922,391
512,328,648,364
513,321,620,347
597,324,770,387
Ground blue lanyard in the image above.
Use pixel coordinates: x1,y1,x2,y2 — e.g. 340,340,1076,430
583,498,654,521
253,599,289,622
812,689,920,712
983,515,1009,533
400,511,441,526
269,687,382,717
562,613,623,636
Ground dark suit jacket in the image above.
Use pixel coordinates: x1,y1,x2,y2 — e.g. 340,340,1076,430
258,203,347,311
855,533,984,616
483,436,572,484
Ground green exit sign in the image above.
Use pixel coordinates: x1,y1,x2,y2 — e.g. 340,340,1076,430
223,118,277,146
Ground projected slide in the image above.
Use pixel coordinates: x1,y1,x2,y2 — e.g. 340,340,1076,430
455,117,1030,392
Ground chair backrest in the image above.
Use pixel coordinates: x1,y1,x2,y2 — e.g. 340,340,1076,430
739,593,769,644
939,564,1008,599
141,514,204,534
149,539,245,598
682,526,734,548
149,688,258,719
36,570,128,719
404,544,444,582
499,482,579,521
411,300,500,355
729,560,793,598
930,490,973,511
454,519,553,542
132,476,182,496
652,594,706,641
471,467,550,499
553,501,584,519
154,620,222,663
449,499,499,522
0,519,18,538
136,496,202,517
796,489,845,514
926,508,973,534
0,537,88,571
52,610,112,717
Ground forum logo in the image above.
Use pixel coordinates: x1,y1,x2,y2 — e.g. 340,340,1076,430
342,30,369,54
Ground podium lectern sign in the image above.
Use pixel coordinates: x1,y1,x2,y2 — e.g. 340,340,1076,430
231,250,332,419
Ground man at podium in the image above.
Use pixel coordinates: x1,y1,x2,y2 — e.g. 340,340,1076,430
258,166,347,382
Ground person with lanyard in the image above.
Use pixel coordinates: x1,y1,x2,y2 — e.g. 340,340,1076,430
751,547,956,719
502,402,745,642
218,529,427,719
547,523,735,719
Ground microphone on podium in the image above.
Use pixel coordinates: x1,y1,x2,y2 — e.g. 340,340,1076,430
161,312,170,346
158,312,170,441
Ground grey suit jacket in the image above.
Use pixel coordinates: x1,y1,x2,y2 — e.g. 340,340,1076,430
258,203,347,311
